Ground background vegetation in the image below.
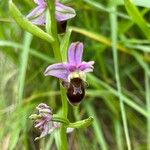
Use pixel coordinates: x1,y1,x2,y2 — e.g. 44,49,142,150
0,0,150,149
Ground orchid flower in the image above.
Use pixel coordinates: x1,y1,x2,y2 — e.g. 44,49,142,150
30,103,73,140
26,0,76,25
30,103,60,140
44,42,94,82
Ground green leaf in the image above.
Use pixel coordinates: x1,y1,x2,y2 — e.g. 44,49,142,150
124,0,150,41
68,117,93,128
9,0,54,43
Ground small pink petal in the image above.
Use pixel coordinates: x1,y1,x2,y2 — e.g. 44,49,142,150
35,119,45,128
44,63,69,80
79,61,94,71
26,6,46,25
34,0,46,6
68,42,83,66
37,123,50,139
55,2,76,22
26,6,45,19
83,68,94,73
36,103,50,109
31,14,45,25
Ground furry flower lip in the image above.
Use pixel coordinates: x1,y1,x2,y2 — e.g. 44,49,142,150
26,0,76,25
44,42,94,105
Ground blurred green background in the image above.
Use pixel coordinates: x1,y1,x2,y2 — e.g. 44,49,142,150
1,0,150,149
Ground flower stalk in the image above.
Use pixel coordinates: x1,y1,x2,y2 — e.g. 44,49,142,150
46,0,68,149
46,0,62,61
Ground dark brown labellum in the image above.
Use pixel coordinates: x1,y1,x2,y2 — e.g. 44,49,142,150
66,78,85,105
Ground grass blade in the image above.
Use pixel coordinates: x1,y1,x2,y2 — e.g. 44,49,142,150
85,102,108,150
114,120,123,150
0,40,54,63
18,32,32,102
109,5,131,150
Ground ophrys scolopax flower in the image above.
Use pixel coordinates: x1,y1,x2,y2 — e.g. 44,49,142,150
44,42,94,105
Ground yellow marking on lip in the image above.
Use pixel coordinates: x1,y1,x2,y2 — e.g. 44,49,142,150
68,71,86,82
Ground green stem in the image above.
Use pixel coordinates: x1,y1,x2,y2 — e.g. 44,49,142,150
47,0,62,61
46,0,68,149
52,115,69,125
60,84,68,118
60,127,68,150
